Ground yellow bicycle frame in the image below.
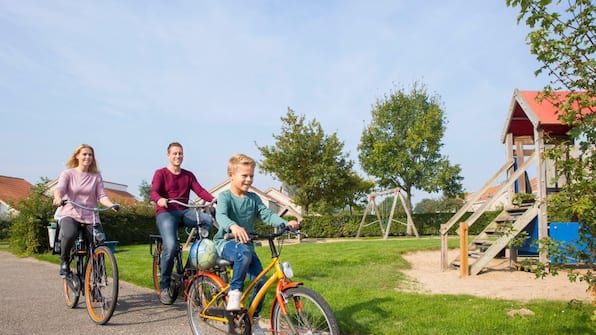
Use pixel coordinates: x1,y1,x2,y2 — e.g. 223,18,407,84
196,254,302,324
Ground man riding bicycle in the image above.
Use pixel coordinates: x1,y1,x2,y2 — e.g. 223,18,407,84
150,142,215,305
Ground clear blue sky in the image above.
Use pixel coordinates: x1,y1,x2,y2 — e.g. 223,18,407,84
0,1,547,204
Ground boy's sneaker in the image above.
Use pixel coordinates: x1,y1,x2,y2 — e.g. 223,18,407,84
226,289,242,310
160,289,173,305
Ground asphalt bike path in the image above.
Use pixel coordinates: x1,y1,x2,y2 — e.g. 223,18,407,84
0,250,200,335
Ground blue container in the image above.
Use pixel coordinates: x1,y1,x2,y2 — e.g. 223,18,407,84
517,217,539,256
549,222,585,264
516,220,592,264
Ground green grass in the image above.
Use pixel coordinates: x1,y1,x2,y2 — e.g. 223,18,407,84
34,237,595,334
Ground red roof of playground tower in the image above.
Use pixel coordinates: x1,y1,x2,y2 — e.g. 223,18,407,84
501,89,573,142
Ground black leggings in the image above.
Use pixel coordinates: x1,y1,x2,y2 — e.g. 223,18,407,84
59,217,104,262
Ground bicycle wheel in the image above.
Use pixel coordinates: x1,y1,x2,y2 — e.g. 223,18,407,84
85,246,119,325
271,286,340,335
63,251,81,308
187,274,237,335
63,272,81,308
152,244,161,294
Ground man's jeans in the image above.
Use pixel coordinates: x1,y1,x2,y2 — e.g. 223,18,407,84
156,209,213,290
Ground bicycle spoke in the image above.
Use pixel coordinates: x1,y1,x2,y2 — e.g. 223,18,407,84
187,275,236,335
85,246,119,325
272,287,339,335
63,273,80,308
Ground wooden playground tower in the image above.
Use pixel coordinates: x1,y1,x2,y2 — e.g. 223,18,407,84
356,188,419,239
440,89,574,275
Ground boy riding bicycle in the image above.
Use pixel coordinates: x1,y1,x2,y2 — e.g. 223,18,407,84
213,154,299,321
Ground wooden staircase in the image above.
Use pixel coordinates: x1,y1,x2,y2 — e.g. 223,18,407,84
450,202,539,275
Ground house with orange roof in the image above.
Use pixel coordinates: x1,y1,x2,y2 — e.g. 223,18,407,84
466,177,538,212
0,176,33,218
0,175,138,218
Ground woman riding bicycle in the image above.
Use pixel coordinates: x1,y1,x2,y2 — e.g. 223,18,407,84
150,142,215,305
53,144,119,278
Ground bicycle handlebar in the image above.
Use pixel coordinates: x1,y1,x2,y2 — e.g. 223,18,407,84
224,224,304,241
167,198,215,209
61,199,121,212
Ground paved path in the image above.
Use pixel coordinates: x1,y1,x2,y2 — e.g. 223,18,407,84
0,250,195,335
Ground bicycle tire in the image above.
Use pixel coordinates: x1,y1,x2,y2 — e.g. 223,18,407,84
152,244,161,294
63,250,81,308
85,246,119,325
271,286,340,335
63,272,81,308
187,274,239,335
166,255,183,303
152,239,182,304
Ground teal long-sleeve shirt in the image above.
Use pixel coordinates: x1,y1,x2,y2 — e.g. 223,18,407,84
214,190,287,254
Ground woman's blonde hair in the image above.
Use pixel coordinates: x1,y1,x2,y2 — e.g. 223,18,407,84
66,144,99,173
227,153,256,174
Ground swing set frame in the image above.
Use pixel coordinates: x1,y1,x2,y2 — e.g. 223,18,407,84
356,188,419,239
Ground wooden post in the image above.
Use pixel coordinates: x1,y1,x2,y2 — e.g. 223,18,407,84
440,224,448,271
460,222,469,277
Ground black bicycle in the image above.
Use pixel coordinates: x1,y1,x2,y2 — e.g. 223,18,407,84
60,200,120,325
150,199,216,304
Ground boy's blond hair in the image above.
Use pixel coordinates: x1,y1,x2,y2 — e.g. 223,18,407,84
227,153,256,174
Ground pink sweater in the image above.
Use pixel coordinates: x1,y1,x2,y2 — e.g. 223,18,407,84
55,169,107,224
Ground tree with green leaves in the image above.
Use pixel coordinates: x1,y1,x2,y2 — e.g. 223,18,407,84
358,81,464,213
258,108,364,214
413,196,465,214
507,0,595,298
311,172,374,215
139,179,151,203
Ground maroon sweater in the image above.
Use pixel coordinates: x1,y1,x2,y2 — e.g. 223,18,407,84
150,167,214,215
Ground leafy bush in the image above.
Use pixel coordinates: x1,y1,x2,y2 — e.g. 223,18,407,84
8,185,502,255
9,182,55,255
284,211,500,238
0,217,10,240
101,204,157,245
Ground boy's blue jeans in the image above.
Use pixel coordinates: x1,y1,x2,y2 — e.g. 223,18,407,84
156,209,213,290
221,241,266,316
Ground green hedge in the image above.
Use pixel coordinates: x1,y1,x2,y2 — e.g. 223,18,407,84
6,197,501,256
100,205,158,245
76,209,504,245
0,217,10,240
255,211,500,239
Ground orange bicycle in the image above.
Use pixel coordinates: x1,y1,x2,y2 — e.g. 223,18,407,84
186,226,340,335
